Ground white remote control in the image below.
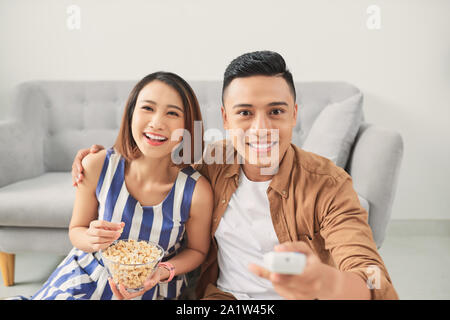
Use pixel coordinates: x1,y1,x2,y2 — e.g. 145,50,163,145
263,251,306,275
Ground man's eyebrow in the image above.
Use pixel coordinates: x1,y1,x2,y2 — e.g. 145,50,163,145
232,103,253,109
232,101,289,109
267,101,289,107
139,99,184,113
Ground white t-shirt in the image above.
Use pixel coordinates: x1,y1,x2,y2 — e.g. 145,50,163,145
215,169,283,300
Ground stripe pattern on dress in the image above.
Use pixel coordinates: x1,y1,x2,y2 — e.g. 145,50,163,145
9,147,201,300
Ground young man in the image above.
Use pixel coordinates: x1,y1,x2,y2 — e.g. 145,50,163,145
72,51,398,300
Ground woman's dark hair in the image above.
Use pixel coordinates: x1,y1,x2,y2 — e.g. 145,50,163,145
222,50,296,103
115,71,203,167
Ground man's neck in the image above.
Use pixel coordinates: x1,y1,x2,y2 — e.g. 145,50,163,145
241,163,275,182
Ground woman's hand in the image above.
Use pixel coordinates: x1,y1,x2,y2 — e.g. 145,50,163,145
85,220,124,252
108,266,169,300
72,144,105,186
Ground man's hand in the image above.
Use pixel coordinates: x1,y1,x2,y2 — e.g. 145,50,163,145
72,144,105,186
249,241,339,300
108,267,165,300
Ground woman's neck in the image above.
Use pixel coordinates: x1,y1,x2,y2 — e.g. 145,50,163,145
126,154,178,185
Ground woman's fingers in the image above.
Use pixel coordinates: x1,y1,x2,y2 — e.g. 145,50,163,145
90,220,124,231
86,227,121,239
91,241,115,252
118,283,146,300
118,283,131,299
143,269,160,290
86,221,125,251
108,278,123,300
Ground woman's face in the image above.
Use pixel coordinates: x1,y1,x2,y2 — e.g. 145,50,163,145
131,80,185,160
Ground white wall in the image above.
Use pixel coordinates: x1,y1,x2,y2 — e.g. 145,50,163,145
0,0,449,220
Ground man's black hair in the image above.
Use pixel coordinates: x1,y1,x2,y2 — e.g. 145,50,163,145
222,50,296,103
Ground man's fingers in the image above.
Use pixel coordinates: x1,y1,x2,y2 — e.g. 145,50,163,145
248,263,271,280
270,272,311,288
272,283,308,300
72,148,90,186
90,144,105,153
75,149,90,169
75,173,84,185
275,241,313,256
249,262,316,299
72,145,104,187
270,272,293,283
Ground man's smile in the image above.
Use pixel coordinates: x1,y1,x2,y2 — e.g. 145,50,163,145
246,141,278,153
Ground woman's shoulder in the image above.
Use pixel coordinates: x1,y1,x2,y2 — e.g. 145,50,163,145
193,174,211,193
80,149,109,185
189,170,213,215
180,165,203,182
181,166,212,198
81,149,108,171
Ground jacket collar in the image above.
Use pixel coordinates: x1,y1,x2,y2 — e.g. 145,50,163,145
269,144,295,199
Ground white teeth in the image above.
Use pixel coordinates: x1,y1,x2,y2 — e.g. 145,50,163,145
144,133,167,141
249,142,275,149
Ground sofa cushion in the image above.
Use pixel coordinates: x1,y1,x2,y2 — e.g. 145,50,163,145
13,81,363,171
0,172,75,228
301,92,363,168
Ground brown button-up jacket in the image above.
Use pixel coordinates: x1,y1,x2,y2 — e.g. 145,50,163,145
194,141,398,300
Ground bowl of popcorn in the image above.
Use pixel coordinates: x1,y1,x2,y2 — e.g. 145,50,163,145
101,239,164,292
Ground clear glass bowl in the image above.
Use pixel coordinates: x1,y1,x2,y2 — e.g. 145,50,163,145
100,239,165,293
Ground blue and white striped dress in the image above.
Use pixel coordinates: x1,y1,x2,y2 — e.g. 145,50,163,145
14,147,201,300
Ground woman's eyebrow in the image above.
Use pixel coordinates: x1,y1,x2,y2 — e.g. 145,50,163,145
139,99,157,104
167,104,184,113
139,99,184,113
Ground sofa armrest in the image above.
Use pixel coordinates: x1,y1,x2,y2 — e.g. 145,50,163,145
0,119,44,188
346,122,404,248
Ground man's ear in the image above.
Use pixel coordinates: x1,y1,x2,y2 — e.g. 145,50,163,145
292,103,298,127
221,105,229,130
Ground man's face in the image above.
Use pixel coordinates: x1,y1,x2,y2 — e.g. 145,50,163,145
221,76,298,172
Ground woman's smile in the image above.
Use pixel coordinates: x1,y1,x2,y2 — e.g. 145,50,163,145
143,132,169,146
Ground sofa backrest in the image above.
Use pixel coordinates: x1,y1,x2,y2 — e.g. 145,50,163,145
12,80,361,172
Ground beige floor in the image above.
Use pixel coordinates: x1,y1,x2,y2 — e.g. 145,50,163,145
1,219,449,299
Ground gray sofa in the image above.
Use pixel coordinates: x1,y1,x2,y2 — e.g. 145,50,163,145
0,80,403,287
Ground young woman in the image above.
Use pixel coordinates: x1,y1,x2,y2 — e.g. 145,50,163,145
15,72,213,300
